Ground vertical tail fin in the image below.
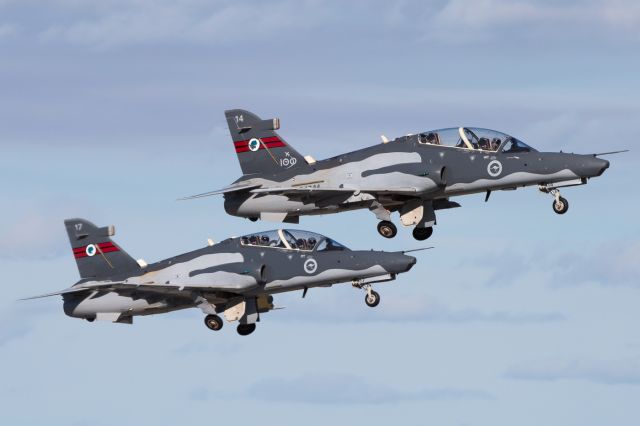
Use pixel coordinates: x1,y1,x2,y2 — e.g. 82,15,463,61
64,218,140,279
225,109,310,176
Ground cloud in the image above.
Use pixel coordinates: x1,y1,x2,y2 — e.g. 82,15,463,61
192,372,492,404
422,0,640,43
464,236,640,288
505,357,640,385
0,197,94,260
0,302,58,347
37,0,329,48
2,0,640,47
279,292,565,324
550,241,640,288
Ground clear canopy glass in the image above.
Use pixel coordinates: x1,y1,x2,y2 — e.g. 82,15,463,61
240,229,348,252
417,127,536,152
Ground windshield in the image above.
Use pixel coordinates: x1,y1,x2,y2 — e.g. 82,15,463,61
501,137,536,153
240,229,349,251
417,127,535,152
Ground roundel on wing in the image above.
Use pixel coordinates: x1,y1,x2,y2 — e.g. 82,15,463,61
248,138,261,152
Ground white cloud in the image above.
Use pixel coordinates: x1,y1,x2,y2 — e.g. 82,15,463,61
506,357,640,385
191,372,492,404
38,0,329,47
0,197,94,260
279,291,565,324
1,0,639,47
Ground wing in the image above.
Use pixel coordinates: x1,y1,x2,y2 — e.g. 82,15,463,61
250,186,422,196
178,183,261,200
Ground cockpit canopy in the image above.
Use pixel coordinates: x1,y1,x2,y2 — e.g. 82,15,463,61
239,229,348,252
417,127,537,153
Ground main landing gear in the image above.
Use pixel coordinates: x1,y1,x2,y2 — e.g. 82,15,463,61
376,220,434,241
237,323,256,336
204,314,223,331
412,226,433,241
377,221,397,238
204,314,257,336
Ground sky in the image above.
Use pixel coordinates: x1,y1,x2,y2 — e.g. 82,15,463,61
1,0,639,425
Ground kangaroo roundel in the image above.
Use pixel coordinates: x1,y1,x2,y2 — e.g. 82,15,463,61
248,138,260,152
304,258,318,274
487,160,502,177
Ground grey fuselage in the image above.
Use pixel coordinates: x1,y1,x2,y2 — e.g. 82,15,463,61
223,135,609,219
62,235,415,320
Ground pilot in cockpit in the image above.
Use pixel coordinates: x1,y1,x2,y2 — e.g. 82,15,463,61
478,137,491,150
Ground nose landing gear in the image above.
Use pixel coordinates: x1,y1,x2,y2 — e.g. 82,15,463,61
552,196,569,214
540,185,570,215
353,281,381,307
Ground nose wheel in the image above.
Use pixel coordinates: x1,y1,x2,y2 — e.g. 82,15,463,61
204,314,223,331
377,221,397,238
365,290,380,307
552,196,569,214
353,281,381,307
540,186,570,215
237,323,256,336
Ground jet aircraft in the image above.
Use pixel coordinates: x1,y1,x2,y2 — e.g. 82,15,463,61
185,109,616,240
22,219,417,336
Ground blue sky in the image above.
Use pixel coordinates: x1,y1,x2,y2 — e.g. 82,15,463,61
1,1,639,425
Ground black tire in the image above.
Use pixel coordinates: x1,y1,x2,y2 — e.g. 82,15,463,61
365,290,380,307
249,217,258,222
204,314,223,331
377,221,397,239
412,226,433,241
86,317,95,323
237,323,257,336
552,197,569,214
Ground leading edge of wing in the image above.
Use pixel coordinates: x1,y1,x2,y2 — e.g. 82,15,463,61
178,183,261,200
18,285,110,300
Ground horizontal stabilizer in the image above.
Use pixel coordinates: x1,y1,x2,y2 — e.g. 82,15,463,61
179,183,261,200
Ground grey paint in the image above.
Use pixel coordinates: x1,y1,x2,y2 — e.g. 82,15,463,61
208,109,612,239
28,218,417,332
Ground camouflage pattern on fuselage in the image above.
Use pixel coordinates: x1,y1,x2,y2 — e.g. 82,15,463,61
31,219,416,333
211,110,610,239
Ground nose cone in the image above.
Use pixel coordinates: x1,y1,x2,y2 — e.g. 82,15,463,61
384,253,417,274
580,156,610,178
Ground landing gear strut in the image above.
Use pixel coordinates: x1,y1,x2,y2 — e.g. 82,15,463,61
353,281,381,308
412,226,433,241
377,221,397,239
204,314,223,331
237,323,256,336
540,186,569,215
